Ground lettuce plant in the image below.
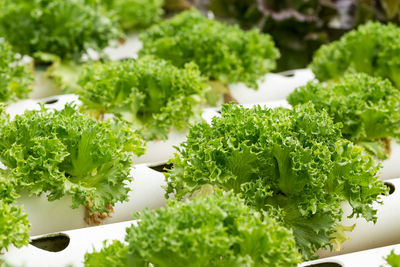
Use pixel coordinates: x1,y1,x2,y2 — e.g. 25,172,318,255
0,105,145,215
0,201,30,252
385,250,400,267
84,190,301,266
78,56,208,140
184,0,400,71
139,9,279,92
310,21,400,88
166,103,387,259
0,175,30,252
0,40,33,102
288,73,400,159
101,0,164,31
0,0,122,62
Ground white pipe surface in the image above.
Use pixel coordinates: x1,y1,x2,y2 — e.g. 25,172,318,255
303,243,400,267
380,140,400,180
317,178,400,258
18,165,166,236
2,220,136,267
230,69,314,104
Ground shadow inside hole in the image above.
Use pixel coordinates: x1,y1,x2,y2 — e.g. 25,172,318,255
31,233,70,252
216,110,221,114
149,163,173,173
44,98,58,105
384,182,395,195
279,70,295,77
303,262,342,267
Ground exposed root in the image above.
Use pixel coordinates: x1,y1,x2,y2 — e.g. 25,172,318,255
223,90,239,104
164,0,193,11
118,38,126,45
381,137,391,157
84,201,114,226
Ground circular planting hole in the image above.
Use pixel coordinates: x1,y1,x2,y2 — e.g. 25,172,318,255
149,163,174,173
303,262,342,267
44,98,58,105
31,233,70,252
279,70,296,77
384,182,395,195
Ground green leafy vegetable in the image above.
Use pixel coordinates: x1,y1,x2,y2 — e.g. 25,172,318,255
0,40,33,102
78,56,208,140
85,240,130,267
101,0,164,31
0,172,30,251
385,250,400,267
85,190,301,267
288,73,400,159
0,105,145,214
139,9,280,89
0,201,30,252
0,0,122,62
166,103,387,259
45,60,83,93
310,21,400,88
188,0,400,71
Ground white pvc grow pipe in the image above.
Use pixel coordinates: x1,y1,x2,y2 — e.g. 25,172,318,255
18,164,166,236
302,243,400,267
103,32,142,61
1,220,137,267
317,177,400,258
230,69,314,104
4,218,400,267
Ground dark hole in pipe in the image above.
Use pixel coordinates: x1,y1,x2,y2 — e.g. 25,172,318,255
279,70,295,77
216,110,222,114
303,262,342,267
31,233,70,252
149,163,174,173
44,98,58,105
384,182,395,195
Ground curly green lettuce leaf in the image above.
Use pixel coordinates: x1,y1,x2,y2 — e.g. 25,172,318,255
85,190,301,267
188,0,400,71
0,201,30,252
385,250,400,267
288,73,400,159
85,240,131,267
166,103,387,259
100,0,164,31
0,0,122,62
0,40,33,103
0,104,145,213
310,21,400,88
78,56,208,140
45,60,83,93
0,176,19,205
139,9,280,89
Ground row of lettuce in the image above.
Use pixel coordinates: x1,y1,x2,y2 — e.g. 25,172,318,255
4,0,398,71
0,5,400,267
0,102,390,265
0,0,164,63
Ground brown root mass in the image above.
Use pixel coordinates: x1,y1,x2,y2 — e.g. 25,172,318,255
382,137,391,157
84,201,114,226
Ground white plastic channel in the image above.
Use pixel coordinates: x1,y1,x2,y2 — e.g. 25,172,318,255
302,243,400,267
230,69,314,104
1,220,137,267
18,164,166,236
4,217,400,267
317,178,400,258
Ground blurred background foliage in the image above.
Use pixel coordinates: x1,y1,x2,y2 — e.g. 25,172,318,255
164,0,400,71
